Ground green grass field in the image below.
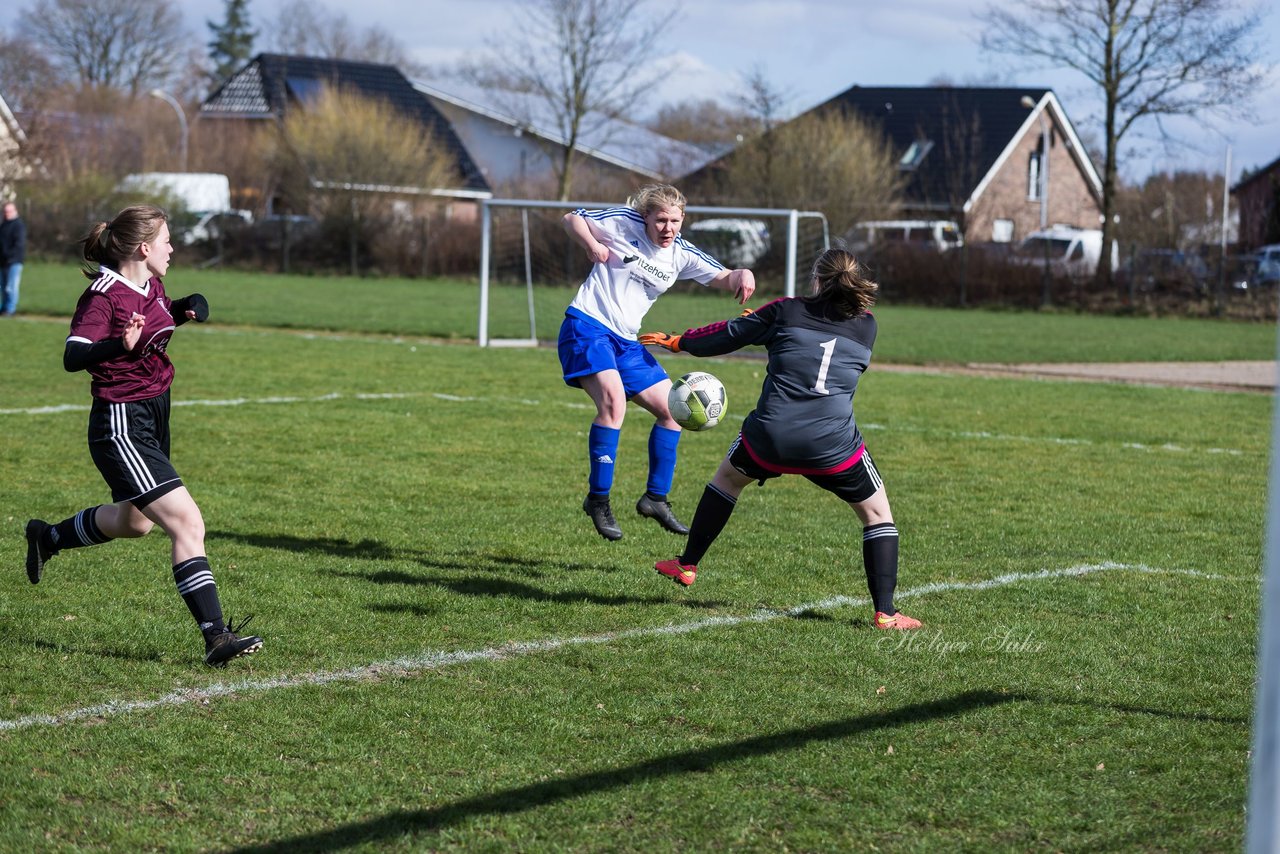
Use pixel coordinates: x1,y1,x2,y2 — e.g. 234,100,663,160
0,268,1272,851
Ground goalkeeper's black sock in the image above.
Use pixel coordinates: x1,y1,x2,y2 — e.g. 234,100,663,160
680,483,737,566
862,523,899,614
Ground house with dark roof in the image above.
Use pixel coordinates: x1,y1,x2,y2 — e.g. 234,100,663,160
686,85,1104,246
200,54,490,212
0,90,30,197
1231,154,1280,251
415,79,714,196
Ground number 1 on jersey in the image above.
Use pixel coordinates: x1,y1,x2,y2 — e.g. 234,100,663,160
812,338,836,395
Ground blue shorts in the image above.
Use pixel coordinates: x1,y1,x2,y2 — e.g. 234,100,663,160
558,310,667,397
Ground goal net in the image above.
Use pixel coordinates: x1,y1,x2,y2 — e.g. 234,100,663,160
477,198,830,347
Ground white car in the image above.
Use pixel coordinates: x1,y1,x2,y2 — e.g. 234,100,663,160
845,220,964,253
686,218,771,267
1012,226,1118,278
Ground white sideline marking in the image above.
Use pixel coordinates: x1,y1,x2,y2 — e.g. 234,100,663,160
1,392,1249,457
0,563,1224,732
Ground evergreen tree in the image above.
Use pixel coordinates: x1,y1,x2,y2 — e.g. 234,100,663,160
207,0,257,90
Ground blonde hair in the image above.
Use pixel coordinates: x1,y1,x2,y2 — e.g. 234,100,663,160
81,205,168,277
804,248,879,317
626,184,686,216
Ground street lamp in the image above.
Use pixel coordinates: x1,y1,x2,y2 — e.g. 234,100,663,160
149,89,188,172
1021,94,1051,307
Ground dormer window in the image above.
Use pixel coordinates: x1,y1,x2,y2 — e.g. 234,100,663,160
899,139,933,171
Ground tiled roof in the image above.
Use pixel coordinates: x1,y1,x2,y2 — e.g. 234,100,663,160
415,79,715,180
819,86,1058,206
682,85,1100,211
202,54,489,192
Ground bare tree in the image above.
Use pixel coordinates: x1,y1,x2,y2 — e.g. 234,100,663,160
647,99,756,153
719,109,903,237
978,0,1267,287
462,0,665,200
263,84,459,273
18,0,191,97
264,0,424,75
732,66,793,138
0,29,61,114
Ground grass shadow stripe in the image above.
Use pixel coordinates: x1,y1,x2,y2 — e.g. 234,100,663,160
0,563,1222,732
223,690,1025,854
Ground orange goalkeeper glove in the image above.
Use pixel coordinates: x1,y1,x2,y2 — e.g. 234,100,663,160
638,331,682,352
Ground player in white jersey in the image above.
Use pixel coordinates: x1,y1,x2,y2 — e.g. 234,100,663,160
558,184,755,541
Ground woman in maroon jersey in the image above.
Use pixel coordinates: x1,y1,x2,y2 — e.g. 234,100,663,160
23,204,263,666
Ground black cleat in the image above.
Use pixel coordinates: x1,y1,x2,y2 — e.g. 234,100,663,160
204,616,264,667
25,519,56,584
583,494,623,541
636,493,689,535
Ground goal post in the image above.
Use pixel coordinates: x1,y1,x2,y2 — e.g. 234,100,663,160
477,198,829,347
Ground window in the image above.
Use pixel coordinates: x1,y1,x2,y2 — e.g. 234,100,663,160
992,219,1014,243
899,140,933,171
1027,151,1042,200
285,76,324,104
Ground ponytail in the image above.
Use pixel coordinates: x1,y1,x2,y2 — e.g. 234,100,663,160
80,204,168,278
803,248,878,318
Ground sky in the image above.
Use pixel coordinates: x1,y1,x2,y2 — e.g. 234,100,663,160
3,0,1278,183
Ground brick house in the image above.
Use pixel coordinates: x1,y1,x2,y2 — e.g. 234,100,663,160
1231,154,1280,251
687,85,1104,246
0,90,29,198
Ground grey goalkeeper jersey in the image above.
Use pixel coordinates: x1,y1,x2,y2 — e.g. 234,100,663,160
679,297,876,473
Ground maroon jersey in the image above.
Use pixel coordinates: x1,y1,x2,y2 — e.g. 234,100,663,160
67,267,178,403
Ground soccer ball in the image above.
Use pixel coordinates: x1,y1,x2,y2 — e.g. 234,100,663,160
668,371,727,431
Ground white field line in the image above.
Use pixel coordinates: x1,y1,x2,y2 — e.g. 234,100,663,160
0,562,1223,732
0,392,1250,457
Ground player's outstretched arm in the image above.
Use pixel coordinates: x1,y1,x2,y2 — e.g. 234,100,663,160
638,331,681,352
171,293,209,326
709,268,756,304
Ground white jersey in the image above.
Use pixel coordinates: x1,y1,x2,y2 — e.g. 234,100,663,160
567,206,725,339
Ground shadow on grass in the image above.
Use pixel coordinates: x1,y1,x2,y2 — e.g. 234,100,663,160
208,529,602,576
19,637,170,664
329,567,731,611
1040,694,1247,727
225,690,1022,854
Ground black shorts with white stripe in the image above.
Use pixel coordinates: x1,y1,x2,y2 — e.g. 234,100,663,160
87,390,183,508
727,436,885,504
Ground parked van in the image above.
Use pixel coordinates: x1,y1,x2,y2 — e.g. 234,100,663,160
115,172,253,245
686,218,771,267
845,220,964,253
1013,226,1118,278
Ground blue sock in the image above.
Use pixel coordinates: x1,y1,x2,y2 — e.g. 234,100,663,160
646,424,682,497
588,424,620,496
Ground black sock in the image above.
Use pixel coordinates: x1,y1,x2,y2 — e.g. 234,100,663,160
680,484,737,566
863,523,899,614
44,506,113,552
173,556,225,636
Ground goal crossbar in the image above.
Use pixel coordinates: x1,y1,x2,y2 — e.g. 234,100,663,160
478,198,828,347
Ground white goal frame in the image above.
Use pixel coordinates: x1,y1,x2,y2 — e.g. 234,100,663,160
477,198,829,347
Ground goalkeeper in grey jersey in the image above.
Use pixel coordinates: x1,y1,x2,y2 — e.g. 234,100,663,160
639,247,922,630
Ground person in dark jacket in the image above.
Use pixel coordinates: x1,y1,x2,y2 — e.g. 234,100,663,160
0,201,26,315
639,247,922,630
